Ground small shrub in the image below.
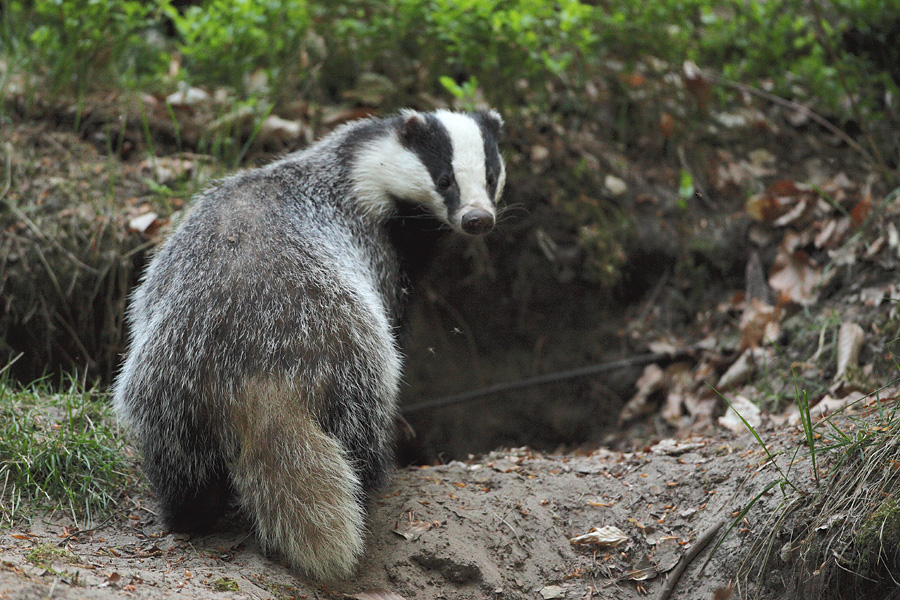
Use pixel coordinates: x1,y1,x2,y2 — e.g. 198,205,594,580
3,0,168,96
165,0,313,97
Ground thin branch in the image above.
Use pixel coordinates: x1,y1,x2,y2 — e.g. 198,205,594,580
656,519,727,600
707,73,877,169
402,348,695,414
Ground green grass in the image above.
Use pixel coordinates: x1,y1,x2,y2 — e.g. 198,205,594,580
0,371,136,528
723,380,900,598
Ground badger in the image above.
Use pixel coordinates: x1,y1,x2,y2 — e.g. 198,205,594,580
112,110,505,580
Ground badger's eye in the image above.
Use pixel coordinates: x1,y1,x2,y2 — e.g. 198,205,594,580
437,173,454,191
486,171,497,188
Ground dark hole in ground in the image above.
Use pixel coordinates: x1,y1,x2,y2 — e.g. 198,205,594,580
394,281,648,465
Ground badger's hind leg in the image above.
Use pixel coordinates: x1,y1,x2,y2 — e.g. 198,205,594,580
132,407,234,534
230,378,365,581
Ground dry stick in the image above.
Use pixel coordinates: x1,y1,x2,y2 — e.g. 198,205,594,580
655,518,728,600
707,73,877,169
55,513,120,546
402,349,694,414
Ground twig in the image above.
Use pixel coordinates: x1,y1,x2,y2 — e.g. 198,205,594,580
402,348,695,414
707,73,877,169
636,268,670,325
55,513,120,545
1,142,11,199
425,286,483,385
655,519,727,600
490,507,524,549
0,353,23,376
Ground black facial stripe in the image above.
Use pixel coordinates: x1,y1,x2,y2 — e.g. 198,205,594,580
473,113,502,201
337,118,392,166
397,114,459,216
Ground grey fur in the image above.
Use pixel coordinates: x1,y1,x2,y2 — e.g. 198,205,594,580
112,110,505,580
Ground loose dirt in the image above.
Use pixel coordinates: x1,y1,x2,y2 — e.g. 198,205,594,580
0,432,803,600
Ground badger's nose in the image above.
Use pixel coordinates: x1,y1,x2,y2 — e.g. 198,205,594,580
461,209,495,235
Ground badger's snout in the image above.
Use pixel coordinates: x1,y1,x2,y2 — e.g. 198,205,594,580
460,209,495,235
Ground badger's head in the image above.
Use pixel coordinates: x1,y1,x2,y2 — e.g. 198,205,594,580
351,109,505,235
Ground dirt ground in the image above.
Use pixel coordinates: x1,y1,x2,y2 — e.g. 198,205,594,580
0,431,803,600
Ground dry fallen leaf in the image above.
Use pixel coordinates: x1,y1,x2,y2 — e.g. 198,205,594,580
809,391,865,419
650,439,706,456
745,252,771,304
539,585,566,599
740,299,781,350
834,321,865,381
745,179,810,222
348,589,407,600
392,516,434,541
166,85,210,107
850,195,871,226
128,212,159,234
718,395,763,433
718,347,769,389
768,248,822,305
569,526,629,547
259,115,306,144
619,364,666,423
713,586,734,600
626,554,659,581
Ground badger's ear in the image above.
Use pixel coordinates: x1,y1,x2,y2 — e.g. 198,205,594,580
398,110,428,145
476,109,504,139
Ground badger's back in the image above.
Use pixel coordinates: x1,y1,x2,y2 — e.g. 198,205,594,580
115,154,401,433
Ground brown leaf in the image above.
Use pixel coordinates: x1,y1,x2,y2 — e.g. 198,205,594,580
850,195,871,226
718,348,769,389
659,113,676,138
745,179,815,223
713,586,733,600
744,252,771,304
740,299,781,350
683,61,712,110
392,515,434,541
768,249,821,305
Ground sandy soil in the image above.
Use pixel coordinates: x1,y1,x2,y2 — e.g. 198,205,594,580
0,432,799,600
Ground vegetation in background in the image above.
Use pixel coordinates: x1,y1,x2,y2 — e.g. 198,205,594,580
4,1,898,123
3,0,897,295
2,0,168,99
0,372,136,527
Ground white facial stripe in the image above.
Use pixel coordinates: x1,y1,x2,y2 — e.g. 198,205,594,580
435,111,493,215
351,132,448,220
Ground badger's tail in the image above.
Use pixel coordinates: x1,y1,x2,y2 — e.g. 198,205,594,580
230,377,365,581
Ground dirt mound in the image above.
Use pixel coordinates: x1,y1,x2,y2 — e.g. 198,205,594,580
0,440,777,599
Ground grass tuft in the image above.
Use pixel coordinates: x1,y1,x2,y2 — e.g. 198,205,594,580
736,386,900,599
0,372,136,528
